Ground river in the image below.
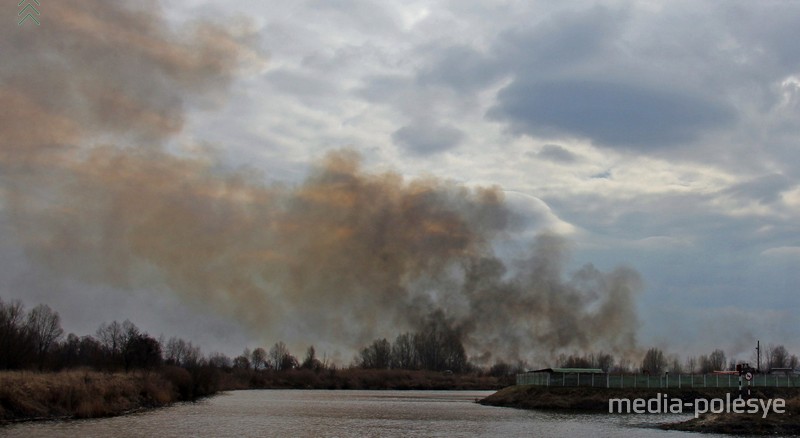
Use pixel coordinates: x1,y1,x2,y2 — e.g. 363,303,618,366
2,390,725,437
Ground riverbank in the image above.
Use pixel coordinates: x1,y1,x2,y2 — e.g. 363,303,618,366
0,367,216,424
480,385,800,435
1,368,506,424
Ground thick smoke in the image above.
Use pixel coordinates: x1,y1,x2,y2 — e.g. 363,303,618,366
0,1,641,364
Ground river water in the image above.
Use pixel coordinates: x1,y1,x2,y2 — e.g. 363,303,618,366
2,390,725,437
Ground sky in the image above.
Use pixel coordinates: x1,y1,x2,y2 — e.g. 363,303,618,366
2,0,799,365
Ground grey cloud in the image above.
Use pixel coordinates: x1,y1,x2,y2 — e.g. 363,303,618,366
416,45,501,92
494,4,625,74
266,69,335,97
392,122,464,155
413,5,623,95
723,173,795,205
534,144,579,163
357,74,410,103
488,79,735,149
724,4,800,73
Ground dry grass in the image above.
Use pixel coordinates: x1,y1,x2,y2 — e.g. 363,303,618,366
0,369,180,423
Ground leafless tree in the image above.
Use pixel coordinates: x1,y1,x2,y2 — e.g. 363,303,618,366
25,304,64,369
641,348,666,374
233,354,251,370
269,341,296,371
165,336,202,367
390,333,417,369
301,346,323,371
708,349,726,372
685,356,697,374
0,299,32,369
667,355,683,374
251,347,267,370
208,352,232,369
360,338,391,369
768,344,790,370
96,321,125,357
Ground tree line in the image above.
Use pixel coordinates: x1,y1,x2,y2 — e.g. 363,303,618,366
550,346,799,376
356,316,468,372
3,298,797,376
0,297,476,375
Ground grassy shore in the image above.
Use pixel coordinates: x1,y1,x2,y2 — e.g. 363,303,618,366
480,385,800,435
0,370,176,423
0,367,218,424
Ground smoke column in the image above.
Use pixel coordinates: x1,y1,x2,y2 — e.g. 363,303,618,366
0,1,641,364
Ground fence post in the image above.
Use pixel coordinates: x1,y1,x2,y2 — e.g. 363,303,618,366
607,373,609,388
592,373,594,387
678,374,681,388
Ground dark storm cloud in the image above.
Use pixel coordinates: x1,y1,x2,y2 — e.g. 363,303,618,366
391,122,464,155
489,80,735,149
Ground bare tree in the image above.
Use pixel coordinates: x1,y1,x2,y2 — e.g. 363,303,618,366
269,341,296,371
685,356,697,374
413,313,467,372
390,333,417,369
768,344,790,370
708,349,726,372
233,354,251,370
26,304,64,368
301,346,323,371
208,352,233,369
165,337,202,367
96,321,125,357
0,299,32,369
251,347,267,370
667,355,683,374
123,332,162,371
596,352,615,372
360,338,391,369
641,348,666,374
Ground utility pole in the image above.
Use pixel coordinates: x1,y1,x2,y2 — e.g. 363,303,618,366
756,340,761,373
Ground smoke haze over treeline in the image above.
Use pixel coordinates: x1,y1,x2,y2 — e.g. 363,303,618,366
0,1,649,366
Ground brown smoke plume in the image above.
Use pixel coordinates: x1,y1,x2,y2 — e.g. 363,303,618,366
1,1,640,364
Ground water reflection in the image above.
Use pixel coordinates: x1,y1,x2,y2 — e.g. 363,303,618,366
3,390,724,437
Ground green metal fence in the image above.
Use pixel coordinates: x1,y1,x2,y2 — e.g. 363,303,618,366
516,372,800,388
